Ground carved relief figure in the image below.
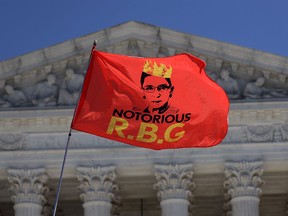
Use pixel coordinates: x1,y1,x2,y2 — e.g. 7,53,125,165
207,71,217,81
244,77,287,99
216,69,240,99
1,85,28,107
58,68,84,106
269,88,288,98
127,40,140,56
243,77,270,99
32,74,58,107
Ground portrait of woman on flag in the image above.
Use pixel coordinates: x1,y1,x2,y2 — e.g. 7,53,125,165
140,61,178,114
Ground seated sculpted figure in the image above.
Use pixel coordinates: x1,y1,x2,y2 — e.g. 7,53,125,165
243,77,270,99
58,68,84,106
269,89,288,98
1,85,28,107
32,74,58,106
216,69,240,99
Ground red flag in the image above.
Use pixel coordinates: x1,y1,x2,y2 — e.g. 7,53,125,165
71,49,229,150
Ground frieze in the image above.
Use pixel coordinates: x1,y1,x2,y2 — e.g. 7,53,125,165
281,125,288,140
222,124,288,144
247,124,288,143
0,133,26,151
1,123,288,151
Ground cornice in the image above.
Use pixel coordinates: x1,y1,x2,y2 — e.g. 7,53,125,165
0,21,287,80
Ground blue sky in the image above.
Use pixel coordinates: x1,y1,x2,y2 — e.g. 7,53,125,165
0,0,287,61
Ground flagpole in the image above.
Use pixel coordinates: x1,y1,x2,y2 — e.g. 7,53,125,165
52,129,72,216
52,41,97,216
141,198,143,216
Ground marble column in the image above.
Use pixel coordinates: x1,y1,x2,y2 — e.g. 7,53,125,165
7,168,48,216
154,164,195,216
224,161,264,216
77,166,120,216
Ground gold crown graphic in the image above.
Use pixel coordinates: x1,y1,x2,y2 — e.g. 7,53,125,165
143,60,173,78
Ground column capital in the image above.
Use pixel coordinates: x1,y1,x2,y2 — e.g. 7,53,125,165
224,161,264,199
77,166,119,203
7,168,48,205
154,164,195,201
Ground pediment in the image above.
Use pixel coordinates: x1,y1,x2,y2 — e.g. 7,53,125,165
0,21,287,109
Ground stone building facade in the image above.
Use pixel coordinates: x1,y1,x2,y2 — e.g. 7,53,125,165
0,21,288,216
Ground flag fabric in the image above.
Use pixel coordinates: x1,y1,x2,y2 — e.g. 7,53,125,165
71,49,229,150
